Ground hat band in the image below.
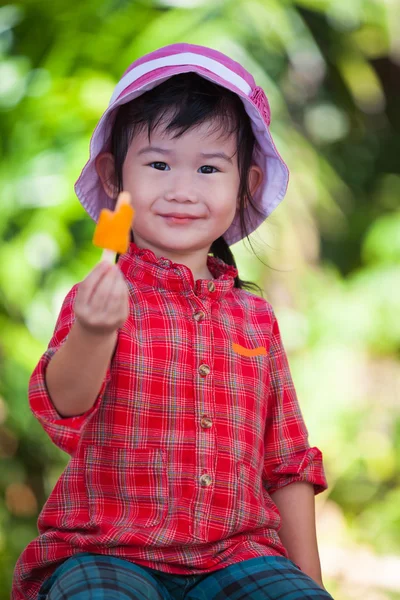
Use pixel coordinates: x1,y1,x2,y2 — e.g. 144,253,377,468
109,52,252,105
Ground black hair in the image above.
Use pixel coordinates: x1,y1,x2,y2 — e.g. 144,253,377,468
111,73,265,295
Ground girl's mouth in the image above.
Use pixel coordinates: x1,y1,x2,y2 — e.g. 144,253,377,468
161,216,199,224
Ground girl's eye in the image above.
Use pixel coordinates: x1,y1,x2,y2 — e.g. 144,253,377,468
150,162,170,171
199,165,219,174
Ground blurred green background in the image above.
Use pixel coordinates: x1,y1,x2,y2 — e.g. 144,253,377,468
1,0,400,598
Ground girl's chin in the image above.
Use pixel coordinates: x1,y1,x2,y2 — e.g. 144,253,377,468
143,239,213,255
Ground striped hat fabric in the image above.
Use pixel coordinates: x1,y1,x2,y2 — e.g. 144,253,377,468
74,43,289,246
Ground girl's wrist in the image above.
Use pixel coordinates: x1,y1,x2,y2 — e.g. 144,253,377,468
73,319,118,345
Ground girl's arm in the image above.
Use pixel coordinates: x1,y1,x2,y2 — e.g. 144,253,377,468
270,481,324,589
46,322,117,417
46,261,129,418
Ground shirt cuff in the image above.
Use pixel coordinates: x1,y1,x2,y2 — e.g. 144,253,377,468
264,446,328,496
29,347,111,454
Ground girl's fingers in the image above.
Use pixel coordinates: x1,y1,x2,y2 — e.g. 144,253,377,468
106,275,129,317
91,266,126,315
75,263,128,332
89,265,123,313
80,261,112,304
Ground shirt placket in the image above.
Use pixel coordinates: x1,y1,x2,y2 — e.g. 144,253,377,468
190,280,218,541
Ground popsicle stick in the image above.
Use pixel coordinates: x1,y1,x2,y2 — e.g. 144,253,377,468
101,248,117,264
115,191,132,211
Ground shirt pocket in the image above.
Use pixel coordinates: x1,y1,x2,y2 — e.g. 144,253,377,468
228,342,269,426
236,461,280,533
84,446,169,530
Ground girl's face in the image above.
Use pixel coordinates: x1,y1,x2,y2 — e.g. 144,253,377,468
120,119,241,259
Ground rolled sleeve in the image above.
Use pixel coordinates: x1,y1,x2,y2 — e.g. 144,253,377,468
29,285,111,456
263,308,328,495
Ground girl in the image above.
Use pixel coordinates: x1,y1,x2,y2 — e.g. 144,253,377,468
12,44,333,599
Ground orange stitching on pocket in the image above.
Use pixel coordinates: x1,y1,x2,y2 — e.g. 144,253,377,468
232,343,267,357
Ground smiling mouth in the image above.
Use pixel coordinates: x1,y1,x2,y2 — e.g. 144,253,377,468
161,215,200,223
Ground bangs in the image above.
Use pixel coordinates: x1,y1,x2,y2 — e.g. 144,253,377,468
112,73,244,154
157,92,241,141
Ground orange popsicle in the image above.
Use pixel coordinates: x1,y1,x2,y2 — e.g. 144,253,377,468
93,192,135,260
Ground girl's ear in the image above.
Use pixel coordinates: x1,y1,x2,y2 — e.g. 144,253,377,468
248,164,263,198
238,164,264,208
95,152,118,199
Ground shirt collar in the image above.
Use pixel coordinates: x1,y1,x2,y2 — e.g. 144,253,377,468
118,243,238,300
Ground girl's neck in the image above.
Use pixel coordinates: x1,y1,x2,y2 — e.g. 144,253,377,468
134,240,215,281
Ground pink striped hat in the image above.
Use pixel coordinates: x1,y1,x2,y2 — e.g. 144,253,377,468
75,43,289,246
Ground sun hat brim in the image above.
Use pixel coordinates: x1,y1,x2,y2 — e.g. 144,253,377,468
74,48,289,246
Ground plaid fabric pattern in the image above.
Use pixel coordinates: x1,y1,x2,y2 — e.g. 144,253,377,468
12,243,327,600
38,553,334,599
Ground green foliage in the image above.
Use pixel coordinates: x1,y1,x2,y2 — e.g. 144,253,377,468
1,1,399,598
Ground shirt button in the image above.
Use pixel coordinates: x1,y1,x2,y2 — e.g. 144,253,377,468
199,474,212,486
207,281,216,292
193,310,205,322
199,364,210,376
200,416,213,429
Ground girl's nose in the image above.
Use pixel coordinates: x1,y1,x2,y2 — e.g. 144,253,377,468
164,173,198,203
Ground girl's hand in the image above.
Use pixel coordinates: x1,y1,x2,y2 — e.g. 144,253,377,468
74,261,129,336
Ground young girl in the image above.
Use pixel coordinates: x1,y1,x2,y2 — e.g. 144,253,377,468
12,44,333,600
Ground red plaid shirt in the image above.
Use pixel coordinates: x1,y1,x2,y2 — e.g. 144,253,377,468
12,243,327,600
